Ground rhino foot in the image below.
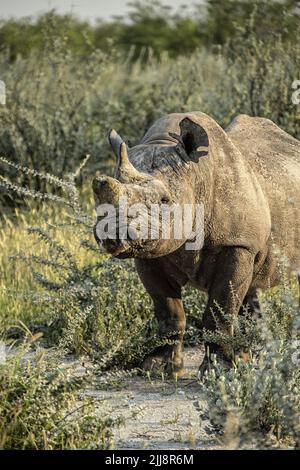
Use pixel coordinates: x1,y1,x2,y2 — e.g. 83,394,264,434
142,345,185,378
198,350,252,379
198,353,232,379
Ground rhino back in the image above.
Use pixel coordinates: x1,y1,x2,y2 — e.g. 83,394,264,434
226,115,300,201
227,114,300,274
226,114,300,167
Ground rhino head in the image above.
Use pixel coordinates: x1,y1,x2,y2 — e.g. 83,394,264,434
92,117,209,259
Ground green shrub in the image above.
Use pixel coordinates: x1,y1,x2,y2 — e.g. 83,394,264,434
0,341,121,449
201,282,300,449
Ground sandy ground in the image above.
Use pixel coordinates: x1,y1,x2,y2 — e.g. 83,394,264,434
85,347,219,450
8,345,218,449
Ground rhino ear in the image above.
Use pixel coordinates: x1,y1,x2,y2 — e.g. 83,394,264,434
108,129,124,158
178,117,209,159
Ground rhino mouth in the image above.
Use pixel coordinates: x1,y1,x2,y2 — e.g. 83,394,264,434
95,237,132,257
115,250,134,259
93,218,152,258
95,236,160,259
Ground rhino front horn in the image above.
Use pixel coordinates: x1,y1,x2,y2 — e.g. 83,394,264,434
108,129,144,183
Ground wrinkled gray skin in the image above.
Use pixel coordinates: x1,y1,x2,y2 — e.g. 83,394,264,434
93,112,300,376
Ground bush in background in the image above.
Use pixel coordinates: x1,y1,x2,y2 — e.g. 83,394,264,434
1,19,299,209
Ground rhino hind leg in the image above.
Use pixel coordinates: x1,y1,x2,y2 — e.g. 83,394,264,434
199,247,256,377
198,288,261,379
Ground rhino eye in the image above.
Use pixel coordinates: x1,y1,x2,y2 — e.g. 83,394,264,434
161,196,170,204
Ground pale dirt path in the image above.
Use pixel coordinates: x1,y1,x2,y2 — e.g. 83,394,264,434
9,345,218,449
86,347,219,450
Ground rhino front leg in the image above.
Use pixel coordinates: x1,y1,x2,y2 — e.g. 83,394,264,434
241,288,261,319
135,258,186,377
200,246,256,374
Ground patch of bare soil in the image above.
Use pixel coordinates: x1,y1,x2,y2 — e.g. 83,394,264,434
86,347,219,450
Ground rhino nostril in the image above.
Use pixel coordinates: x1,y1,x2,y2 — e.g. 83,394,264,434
127,227,139,241
92,178,106,192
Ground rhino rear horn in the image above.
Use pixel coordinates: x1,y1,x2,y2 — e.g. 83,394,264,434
108,129,124,158
176,117,209,159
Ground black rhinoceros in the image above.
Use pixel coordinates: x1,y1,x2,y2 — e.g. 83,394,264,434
92,112,300,376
